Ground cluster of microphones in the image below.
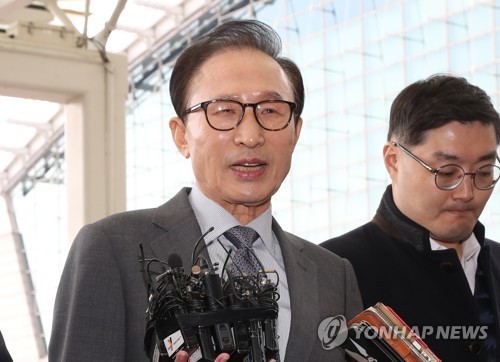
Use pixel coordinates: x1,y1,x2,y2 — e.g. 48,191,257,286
140,229,280,362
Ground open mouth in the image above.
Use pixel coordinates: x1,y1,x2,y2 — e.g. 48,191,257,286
231,162,265,172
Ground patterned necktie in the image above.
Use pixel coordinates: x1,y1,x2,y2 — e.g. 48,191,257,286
224,226,261,277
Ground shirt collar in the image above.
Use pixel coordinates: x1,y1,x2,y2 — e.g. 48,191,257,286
429,233,481,262
188,185,274,247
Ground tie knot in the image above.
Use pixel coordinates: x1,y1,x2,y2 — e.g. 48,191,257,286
224,226,259,249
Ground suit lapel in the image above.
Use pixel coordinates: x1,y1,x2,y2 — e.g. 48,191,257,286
273,219,318,361
147,188,206,268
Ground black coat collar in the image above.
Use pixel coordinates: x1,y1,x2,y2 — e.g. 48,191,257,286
373,185,486,253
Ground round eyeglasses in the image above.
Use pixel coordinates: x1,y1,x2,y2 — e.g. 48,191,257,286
182,99,297,131
392,142,500,190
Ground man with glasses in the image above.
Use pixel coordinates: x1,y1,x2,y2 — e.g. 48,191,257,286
322,74,500,361
50,19,362,361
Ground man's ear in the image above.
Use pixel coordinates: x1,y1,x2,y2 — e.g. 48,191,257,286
292,116,303,148
169,117,190,158
383,142,398,179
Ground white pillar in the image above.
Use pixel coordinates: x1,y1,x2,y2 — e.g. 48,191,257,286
0,37,128,243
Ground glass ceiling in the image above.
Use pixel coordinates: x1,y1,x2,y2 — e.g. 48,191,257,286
0,0,205,193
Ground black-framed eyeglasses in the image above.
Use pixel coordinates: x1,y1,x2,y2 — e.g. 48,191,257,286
392,142,500,190
182,99,297,131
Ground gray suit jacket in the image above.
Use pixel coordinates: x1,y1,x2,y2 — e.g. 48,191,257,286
49,188,362,361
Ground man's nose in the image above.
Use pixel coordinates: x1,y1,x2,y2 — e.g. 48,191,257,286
233,106,264,147
452,173,475,200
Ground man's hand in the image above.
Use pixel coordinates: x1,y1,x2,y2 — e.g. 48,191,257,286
174,350,230,362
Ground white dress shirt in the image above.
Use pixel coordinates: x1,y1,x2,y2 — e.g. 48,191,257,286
188,185,291,355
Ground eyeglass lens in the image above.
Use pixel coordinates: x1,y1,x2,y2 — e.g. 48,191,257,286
206,100,291,130
437,164,500,190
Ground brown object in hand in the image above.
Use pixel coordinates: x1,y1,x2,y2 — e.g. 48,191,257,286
347,302,441,362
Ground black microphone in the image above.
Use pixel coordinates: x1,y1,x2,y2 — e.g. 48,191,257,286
144,261,186,360
199,257,236,353
187,259,216,361
168,253,184,274
166,253,199,354
191,227,215,266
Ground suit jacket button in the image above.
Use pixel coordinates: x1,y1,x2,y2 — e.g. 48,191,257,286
440,261,454,272
468,340,482,354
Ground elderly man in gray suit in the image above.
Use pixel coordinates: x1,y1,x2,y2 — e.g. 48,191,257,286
49,20,362,362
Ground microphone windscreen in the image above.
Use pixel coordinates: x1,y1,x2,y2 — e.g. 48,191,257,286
191,265,201,276
168,253,183,269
